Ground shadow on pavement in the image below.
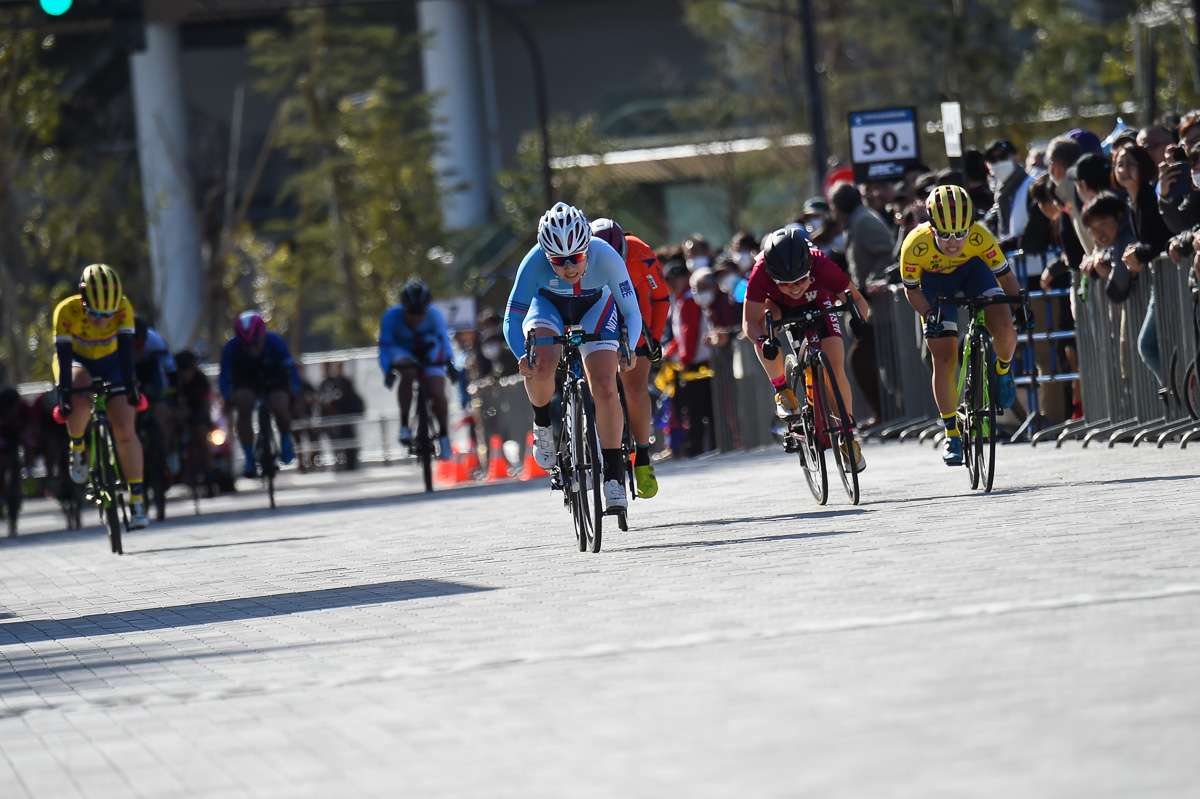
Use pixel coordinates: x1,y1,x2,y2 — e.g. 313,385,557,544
135,535,321,554
621,528,856,552
635,507,866,532
0,579,492,646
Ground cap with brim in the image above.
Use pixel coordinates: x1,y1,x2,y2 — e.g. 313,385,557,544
802,196,831,215
1065,152,1111,188
1068,128,1103,154
664,260,689,279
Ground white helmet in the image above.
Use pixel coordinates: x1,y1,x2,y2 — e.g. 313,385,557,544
537,202,591,258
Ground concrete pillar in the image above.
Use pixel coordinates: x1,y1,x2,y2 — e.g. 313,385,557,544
129,23,205,348
417,0,490,230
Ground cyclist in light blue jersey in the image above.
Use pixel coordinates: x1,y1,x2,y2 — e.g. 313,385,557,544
503,202,642,512
379,278,455,459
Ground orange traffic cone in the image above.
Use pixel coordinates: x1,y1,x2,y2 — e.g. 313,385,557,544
521,430,549,481
461,444,482,479
485,435,510,481
434,455,459,486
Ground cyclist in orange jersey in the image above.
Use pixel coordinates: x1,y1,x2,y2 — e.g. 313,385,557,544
590,218,669,498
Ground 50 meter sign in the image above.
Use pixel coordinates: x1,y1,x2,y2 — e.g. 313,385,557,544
847,107,921,183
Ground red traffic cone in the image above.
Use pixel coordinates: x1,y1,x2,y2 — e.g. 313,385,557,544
461,444,482,478
434,455,459,486
485,435,510,481
521,430,549,481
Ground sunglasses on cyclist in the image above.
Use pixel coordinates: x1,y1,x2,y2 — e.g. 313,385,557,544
773,273,811,288
933,229,969,241
548,252,587,267
84,307,116,319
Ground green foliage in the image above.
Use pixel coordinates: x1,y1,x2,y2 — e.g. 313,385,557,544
246,8,446,348
0,13,147,383
495,114,633,240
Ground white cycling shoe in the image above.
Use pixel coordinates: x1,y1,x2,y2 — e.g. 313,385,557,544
531,425,556,469
68,447,88,485
602,479,628,513
128,501,149,530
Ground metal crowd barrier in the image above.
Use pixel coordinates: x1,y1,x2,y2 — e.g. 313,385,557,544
866,286,940,441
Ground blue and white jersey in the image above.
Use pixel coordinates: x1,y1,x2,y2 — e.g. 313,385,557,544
378,303,454,373
502,237,642,359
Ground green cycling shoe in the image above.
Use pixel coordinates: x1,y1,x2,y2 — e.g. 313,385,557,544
634,464,658,498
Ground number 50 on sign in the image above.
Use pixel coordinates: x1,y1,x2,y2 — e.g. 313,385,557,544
847,107,920,182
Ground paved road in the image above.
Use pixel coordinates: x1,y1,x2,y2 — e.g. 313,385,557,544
1,440,1198,798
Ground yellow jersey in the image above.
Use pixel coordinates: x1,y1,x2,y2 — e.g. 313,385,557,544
53,294,136,362
899,222,1009,289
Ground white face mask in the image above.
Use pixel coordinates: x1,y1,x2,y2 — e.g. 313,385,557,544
688,256,711,270
989,159,1016,189
481,341,503,361
718,273,739,294
1190,171,1200,188
695,290,715,308
736,251,753,270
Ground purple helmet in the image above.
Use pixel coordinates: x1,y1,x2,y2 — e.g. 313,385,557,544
234,310,266,345
589,217,627,260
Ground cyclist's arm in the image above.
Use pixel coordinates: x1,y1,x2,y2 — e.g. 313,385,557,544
846,282,869,321
431,309,454,365
996,268,1021,299
218,339,234,400
904,287,933,318
503,246,541,359
117,333,137,389
378,307,403,371
52,300,75,390
602,251,642,346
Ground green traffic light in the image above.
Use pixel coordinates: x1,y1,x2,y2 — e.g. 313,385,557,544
39,0,74,16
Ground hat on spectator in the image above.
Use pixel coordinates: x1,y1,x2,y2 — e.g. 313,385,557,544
802,196,831,216
1066,152,1111,189
984,139,1019,162
1067,128,1103,154
689,267,714,290
664,259,689,280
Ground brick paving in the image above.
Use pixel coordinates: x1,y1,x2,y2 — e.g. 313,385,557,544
1,440,1198,797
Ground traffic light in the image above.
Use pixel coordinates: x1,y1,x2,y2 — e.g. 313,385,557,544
38,0,74,15
31,0,144,52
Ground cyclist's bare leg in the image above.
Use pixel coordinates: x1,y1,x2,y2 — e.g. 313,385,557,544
422,375,450,435
583,349,622,449
268,390,292,433
233,388,256,446
66,366,95,439
393,358,416,423
108,395,144,482
927,336,960,415
817,336,854,422
521,328,561,407
983,303,1017,361
618,356,653,445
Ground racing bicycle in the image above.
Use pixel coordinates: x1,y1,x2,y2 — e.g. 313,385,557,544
763,294,865,505
389,358,450,494
54,380,147,555
930,292,1028,493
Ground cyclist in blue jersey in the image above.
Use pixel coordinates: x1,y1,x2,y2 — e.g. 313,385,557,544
503,202,642,512
378,278,455,460
218,311,301,477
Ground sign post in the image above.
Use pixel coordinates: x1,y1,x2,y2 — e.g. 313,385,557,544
940,101,963,171
847,107,920,183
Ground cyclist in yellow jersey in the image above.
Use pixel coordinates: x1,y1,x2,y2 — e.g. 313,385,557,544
900,185,1027,466
52,264,148,529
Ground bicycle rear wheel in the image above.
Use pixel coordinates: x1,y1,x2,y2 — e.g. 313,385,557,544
1184,360,1199,420
813,351,860,505
416,388,434,493
787,355,827,505
143,421,169,521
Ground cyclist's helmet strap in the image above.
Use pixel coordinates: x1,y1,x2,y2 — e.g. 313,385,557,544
537,201,591,258
234,310,266,345
80,264,123,314
589,217,627,260
926,185,974,234
400,278,432,313
760,227,812,283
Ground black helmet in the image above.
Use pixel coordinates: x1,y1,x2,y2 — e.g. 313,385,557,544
760,227,812,283
400,279,432,313
0,387,21,416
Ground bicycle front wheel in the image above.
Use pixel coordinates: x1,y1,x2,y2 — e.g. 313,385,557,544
787,355,827,505
959,338,979,490
575,383,603,553
257,403,278,509
975,342,998,493
812,350,859,505
416,388,434,493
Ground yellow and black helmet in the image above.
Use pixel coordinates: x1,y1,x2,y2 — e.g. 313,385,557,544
926,185,974,235
80,264,123,314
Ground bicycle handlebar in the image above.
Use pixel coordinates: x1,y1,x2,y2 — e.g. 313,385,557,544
930,292,1026,325
53,380,147,423
524,327,631,367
